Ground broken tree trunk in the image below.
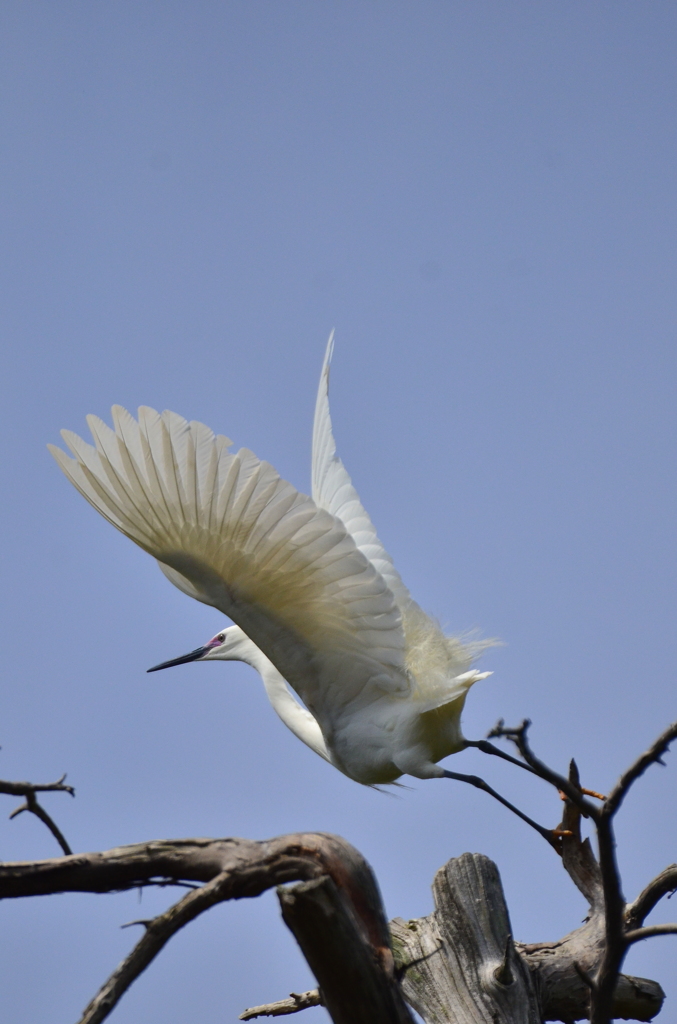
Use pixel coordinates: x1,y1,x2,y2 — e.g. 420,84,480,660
390,852,664,1024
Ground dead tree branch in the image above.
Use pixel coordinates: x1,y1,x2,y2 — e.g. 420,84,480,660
0,774,74,855
2,721,676,1024
0,832,413,1024
624,924,677,945
625,864,677,932
279,874,413,1024
239,990,322,1020
487,719,599,820
77,868,235,1024
392,851,664,1024
605,722,677,816
477,719,677,1024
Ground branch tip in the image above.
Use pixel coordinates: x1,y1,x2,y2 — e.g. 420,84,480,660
239,989,322,1019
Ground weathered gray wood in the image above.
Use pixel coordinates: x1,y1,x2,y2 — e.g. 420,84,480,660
391,851,664,1024
0,832,667,1022
392,853,540,1024
278,875,415,1024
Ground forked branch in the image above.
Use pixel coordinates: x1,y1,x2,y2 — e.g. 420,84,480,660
478,718,677,1024
0,774,74,855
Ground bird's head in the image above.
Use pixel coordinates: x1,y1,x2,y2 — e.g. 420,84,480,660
147,625,246,673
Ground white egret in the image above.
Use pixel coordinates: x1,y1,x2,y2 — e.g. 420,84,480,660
49,336,494,787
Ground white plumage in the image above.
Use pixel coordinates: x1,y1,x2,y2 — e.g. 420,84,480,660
49,335,491,785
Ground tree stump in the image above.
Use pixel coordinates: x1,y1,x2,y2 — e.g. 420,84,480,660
391,853,664,1024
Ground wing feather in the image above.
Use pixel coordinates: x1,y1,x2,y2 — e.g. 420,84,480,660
50,407,408,719
312,334,416,614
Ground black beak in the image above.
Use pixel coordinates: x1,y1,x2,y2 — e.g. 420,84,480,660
147,645,211,673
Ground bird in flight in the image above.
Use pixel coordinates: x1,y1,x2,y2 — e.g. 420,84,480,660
49,335,492,787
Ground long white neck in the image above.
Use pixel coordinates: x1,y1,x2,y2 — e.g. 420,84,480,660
217,628,331,763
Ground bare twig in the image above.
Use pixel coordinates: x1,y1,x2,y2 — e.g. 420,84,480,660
624,924,677,945
0,775,74,855
239,990,322,1019
0,775,74,798
591,816,625,1023
479,720,677,1024
626,864,677,931
605,721,677,817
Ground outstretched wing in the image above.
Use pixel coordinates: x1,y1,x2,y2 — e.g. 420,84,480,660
49,407,408,720
312,333,416,614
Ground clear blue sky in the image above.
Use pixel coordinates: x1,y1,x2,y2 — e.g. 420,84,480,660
1,3,676,1021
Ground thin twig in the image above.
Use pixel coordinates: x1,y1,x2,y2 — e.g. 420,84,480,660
624,924,677,945
1,775,74,855
239,990,322,1019
0,774,75,797
625,864,677,931
605,721,677,817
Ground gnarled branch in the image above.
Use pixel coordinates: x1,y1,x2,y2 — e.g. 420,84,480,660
0,833,412,1024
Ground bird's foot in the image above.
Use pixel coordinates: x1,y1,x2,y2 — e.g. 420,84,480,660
558,787,606,802
551,828,573,838
580,786,606,800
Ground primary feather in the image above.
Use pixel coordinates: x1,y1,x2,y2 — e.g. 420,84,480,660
312,334,490,713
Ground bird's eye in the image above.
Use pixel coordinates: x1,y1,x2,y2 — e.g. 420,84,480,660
217,633,225,643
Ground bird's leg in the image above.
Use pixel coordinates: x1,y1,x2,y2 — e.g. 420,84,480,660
442,769,568,852
464,738,540,776
468,739,608,811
